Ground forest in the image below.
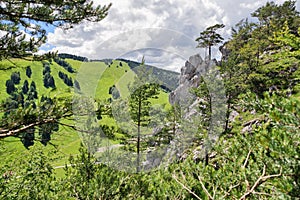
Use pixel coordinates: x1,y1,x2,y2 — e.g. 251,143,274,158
0,0,299,199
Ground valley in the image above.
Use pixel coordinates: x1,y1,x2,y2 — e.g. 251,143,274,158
0,55,179,176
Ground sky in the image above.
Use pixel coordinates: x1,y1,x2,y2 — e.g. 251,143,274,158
40,0,300,72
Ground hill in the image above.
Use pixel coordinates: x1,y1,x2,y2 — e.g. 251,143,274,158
117,58,179,91
0,55,179,175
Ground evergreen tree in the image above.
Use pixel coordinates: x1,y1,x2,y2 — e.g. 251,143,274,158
26,66,32,78
222,0,300,97
128,58,160,172
27,81,38,100
5,79,16,94
196,24,225,60
10,72,21,84
21,128,35,149
0,0,111,60
22,80,29,94
48,76,55,88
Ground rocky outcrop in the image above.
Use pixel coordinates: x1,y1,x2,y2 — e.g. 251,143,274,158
142,54,227,169
169,54,217,116
166,54,227,162
219,42,231,63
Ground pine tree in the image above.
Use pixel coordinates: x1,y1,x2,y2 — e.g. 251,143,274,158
22,80,29,94
5,79,16,94
26,66,32,78
11,72,21,84
128,58,160,172
0,0,111,60
196,24,225,60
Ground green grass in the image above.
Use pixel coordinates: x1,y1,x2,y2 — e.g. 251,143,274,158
0,57,173,176
116,68,135,98
0,58,83,175
0,124,81,177
75,61,107,97
95,60,131,100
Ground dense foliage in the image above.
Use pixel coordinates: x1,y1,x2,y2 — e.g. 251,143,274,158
0,0,111,60
0,1,299,199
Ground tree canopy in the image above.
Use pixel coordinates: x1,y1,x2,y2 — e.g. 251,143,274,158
196,23,225,60
0,1,299,199
0,0,111,60
0,0,111,141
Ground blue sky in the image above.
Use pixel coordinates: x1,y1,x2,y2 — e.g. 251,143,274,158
39,0,300,72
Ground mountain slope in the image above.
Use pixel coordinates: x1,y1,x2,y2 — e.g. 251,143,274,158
0,55,179,174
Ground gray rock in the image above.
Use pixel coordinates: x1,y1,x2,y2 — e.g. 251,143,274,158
169,54,216,109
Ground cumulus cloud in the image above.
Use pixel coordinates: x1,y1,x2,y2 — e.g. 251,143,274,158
43,0,299,71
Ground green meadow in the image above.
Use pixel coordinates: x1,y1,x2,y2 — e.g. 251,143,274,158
0,57,174,175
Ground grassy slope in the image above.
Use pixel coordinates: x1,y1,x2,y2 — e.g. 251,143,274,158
0,59,82,176
96,60,131,99
0,58,172,175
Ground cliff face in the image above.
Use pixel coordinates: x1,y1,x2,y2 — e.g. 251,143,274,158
167,54,227,161
169,54,218,119
144,54,227,168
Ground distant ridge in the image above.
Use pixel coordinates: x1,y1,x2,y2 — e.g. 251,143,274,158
55,54,179,92
117,58,179,91
58,53,88,62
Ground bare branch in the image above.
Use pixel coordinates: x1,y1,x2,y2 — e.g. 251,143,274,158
198,175,213,200
0,118,56,138
223,183,240,199
243,150,252,168
242,118,261,127
239,165,282,200
172,174,202,200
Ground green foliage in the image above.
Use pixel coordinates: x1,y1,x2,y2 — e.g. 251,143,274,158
54,57,75,73
196,23,225,60
10,71,21,84
128,61,160,172
63,143,124,199
58,53,88,62
22,79,29,94
26,66,32,78
58,71,73,87
0,1,299,198
251,0,299,32
5,79,15,94
0,0,111,60
222,1,300,97
0,145,62,199
42,62,56,89
169,92,300,199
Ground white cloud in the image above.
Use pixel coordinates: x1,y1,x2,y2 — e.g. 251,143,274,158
240,1,264,9
43,0,299,72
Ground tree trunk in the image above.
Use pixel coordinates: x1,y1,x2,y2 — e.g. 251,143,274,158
225,96,231,133
208,45,212,60
136,94,142,173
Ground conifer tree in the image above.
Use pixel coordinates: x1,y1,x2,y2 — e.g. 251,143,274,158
0,0,111,60
128,58,160,172
196,24,225,60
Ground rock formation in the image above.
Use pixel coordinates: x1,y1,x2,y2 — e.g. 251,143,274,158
169,54,218,119
166,54,227,162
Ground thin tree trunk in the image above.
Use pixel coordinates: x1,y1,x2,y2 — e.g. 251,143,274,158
205,94,212,166
137,94,142,173
208,45,212,61
225,96,231,133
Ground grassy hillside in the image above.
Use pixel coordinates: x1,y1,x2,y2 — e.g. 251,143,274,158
118,58,180,91
0,56,178,174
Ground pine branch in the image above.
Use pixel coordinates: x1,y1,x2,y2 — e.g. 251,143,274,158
0,118,56,138
172,173,202,200
239,165,282,200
